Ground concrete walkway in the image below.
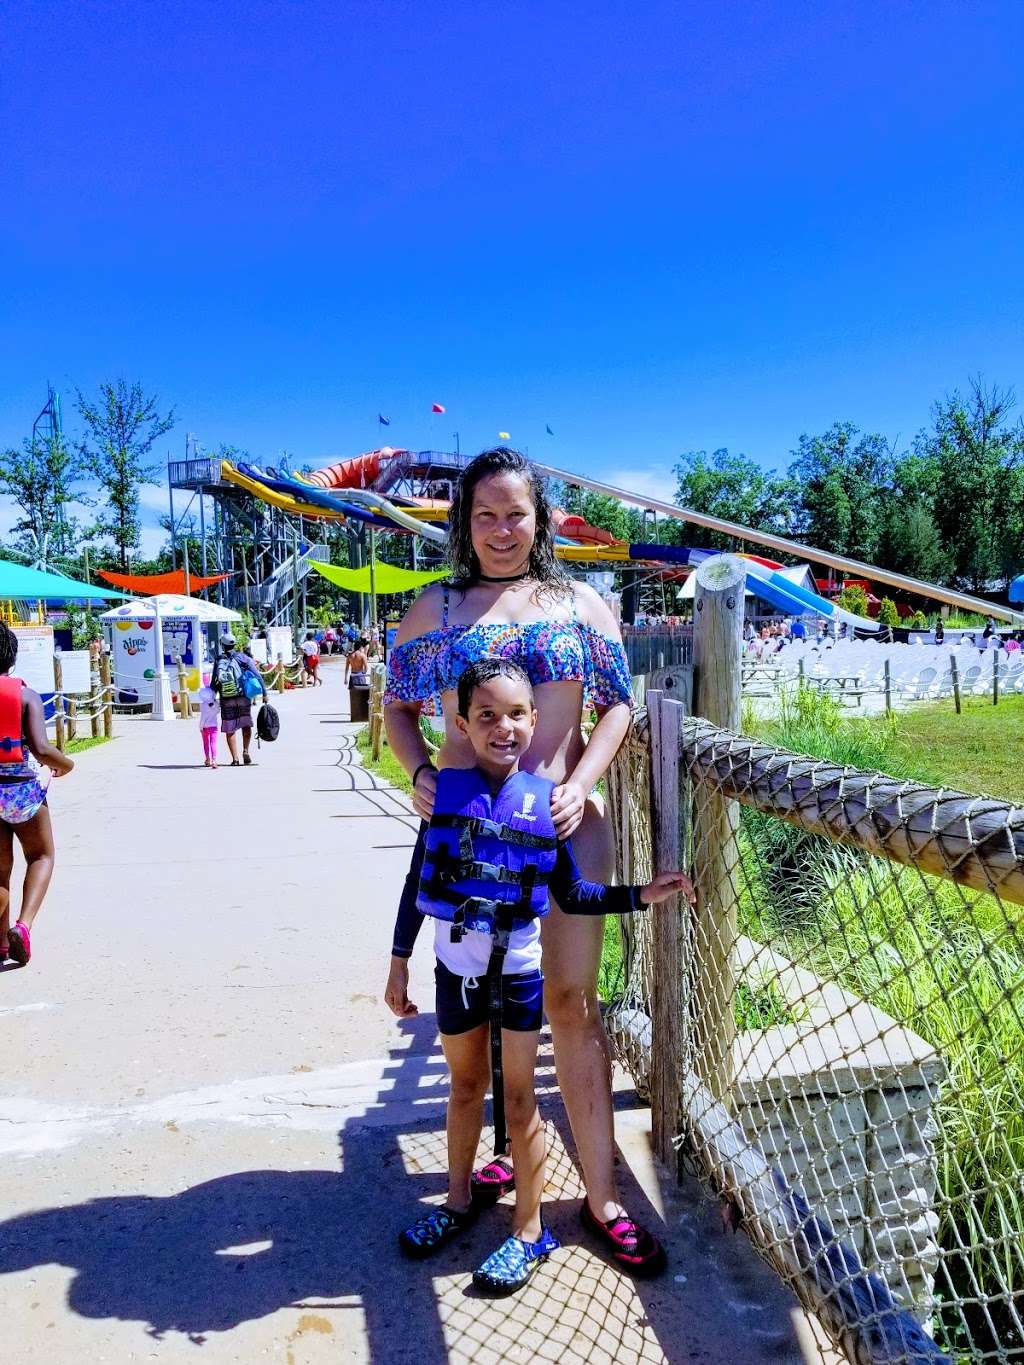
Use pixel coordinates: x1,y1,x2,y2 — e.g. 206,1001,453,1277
0,659,813,1364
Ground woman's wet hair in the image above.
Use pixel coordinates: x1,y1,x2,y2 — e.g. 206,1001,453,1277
0,623,18,674
447,447,571,596
457,658,535,718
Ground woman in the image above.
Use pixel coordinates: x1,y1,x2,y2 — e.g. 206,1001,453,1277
212,633,267,766
382,448,665,1275
0,622,75,966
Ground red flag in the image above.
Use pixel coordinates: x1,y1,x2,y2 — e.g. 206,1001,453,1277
431,403,446,413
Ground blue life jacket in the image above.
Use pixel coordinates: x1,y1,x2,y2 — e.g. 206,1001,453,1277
418,768,559,940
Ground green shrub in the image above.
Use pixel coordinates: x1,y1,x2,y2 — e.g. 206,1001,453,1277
877,595,900,627
836,584,869,617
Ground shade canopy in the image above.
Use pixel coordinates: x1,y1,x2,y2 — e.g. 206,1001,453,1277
0,561,125,601
309,561,449,595
100,594,241,623
1010,574,1024,606
98,568,229,593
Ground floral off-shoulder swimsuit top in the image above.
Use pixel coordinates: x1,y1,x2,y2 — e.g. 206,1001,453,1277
383,585,633,711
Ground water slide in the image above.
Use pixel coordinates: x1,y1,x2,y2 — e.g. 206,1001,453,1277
225,447,1024,628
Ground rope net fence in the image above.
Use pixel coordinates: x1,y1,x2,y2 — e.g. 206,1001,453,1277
604,706,1024,1364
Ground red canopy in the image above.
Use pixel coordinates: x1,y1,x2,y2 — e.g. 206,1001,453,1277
97,569,229,594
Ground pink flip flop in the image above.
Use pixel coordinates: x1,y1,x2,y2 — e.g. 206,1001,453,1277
470,1158,515,1205
7,923,31,966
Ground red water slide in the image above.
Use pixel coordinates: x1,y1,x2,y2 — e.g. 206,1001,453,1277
306,448,407,490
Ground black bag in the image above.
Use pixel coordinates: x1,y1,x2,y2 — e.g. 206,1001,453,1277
256,702,280,743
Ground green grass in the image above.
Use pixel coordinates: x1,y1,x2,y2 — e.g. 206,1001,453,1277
871,695,1024,803
749,682,1024,804
65,734,112,756
355,728,413,793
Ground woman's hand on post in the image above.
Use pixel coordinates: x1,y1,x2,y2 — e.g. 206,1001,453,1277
411,766,437,820
640,871,696,906
384,956,418,1018
550,779,586,839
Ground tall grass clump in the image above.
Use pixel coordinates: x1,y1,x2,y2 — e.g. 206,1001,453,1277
788,842,1024,1356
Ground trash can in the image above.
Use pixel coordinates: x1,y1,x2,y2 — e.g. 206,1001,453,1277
349,684,370,723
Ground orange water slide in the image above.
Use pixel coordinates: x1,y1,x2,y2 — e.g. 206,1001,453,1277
550,508,623,547
306,447,407,490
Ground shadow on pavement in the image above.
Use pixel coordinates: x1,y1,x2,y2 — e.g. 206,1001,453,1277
0,1014,802,1362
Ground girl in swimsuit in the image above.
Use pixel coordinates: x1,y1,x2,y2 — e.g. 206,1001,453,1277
0,623,75,966
383,448,665,1275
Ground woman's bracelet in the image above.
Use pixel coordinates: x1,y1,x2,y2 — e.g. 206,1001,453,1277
411,761,436,789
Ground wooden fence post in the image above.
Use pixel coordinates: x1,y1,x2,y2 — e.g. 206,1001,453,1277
648,690,691,1166
691,554,744,1106
67,694,78,742
993,654,1000,706
884,658,892,713
369,665,386,763
90,657,101,739
99,654,113,737
950,652,962,715
276,654,286,694
52,654,65,753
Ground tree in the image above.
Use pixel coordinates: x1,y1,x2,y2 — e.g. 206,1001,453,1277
77,381,176,570
673,449,795,551
789,423,891,561
921,380,1024,591
876,497,950,583
877,596,900,627
0,430,83,566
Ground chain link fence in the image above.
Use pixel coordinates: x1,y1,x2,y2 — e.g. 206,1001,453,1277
604,702,1024,1364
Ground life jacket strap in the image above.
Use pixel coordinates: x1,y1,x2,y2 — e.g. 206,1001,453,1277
431,813,558,852
487,907,515,1157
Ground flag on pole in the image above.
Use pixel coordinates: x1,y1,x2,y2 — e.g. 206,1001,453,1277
431,403,446,414
378,414,391,426
498,431,510,440
545,424,554,435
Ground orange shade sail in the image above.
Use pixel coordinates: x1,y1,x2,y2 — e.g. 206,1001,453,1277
97,569,230,594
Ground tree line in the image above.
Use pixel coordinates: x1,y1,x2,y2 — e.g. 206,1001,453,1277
0,380,175,574
3,375,1021,602
560,378,1024,598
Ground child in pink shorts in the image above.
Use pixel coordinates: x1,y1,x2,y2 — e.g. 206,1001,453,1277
197,680,219,768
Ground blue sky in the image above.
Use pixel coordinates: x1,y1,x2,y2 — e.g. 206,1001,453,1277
2,0,1022,553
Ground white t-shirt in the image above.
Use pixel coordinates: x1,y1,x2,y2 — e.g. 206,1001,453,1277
433,919,542,978
301,639,320,658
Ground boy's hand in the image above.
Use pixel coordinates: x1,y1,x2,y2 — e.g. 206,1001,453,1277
411,767,437,821
384,956,418,1018
551,780,586,839
640,871,696,906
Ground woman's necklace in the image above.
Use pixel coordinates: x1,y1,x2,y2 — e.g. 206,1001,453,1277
477,571,530,583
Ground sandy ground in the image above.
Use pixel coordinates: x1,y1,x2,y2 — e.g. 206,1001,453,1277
0,660,814,1364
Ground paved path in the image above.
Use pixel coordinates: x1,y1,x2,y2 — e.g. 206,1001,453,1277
0,660,814,1364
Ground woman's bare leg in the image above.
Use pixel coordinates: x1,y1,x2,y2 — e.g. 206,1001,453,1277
225,731,239,763
0,820,13,954
541,795,624,1221
12,806,56,933
440,1025,490,1212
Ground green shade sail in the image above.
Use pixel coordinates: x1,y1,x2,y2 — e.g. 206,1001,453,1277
309,561,449,595
0,562,125,601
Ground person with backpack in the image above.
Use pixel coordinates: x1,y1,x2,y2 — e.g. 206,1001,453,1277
212,633,267,767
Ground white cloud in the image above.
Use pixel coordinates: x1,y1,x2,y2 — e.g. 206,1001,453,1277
138,483,170,514
589,464,679,510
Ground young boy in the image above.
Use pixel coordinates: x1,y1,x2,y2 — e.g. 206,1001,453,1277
385,659,693,1295
0,622,75,966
